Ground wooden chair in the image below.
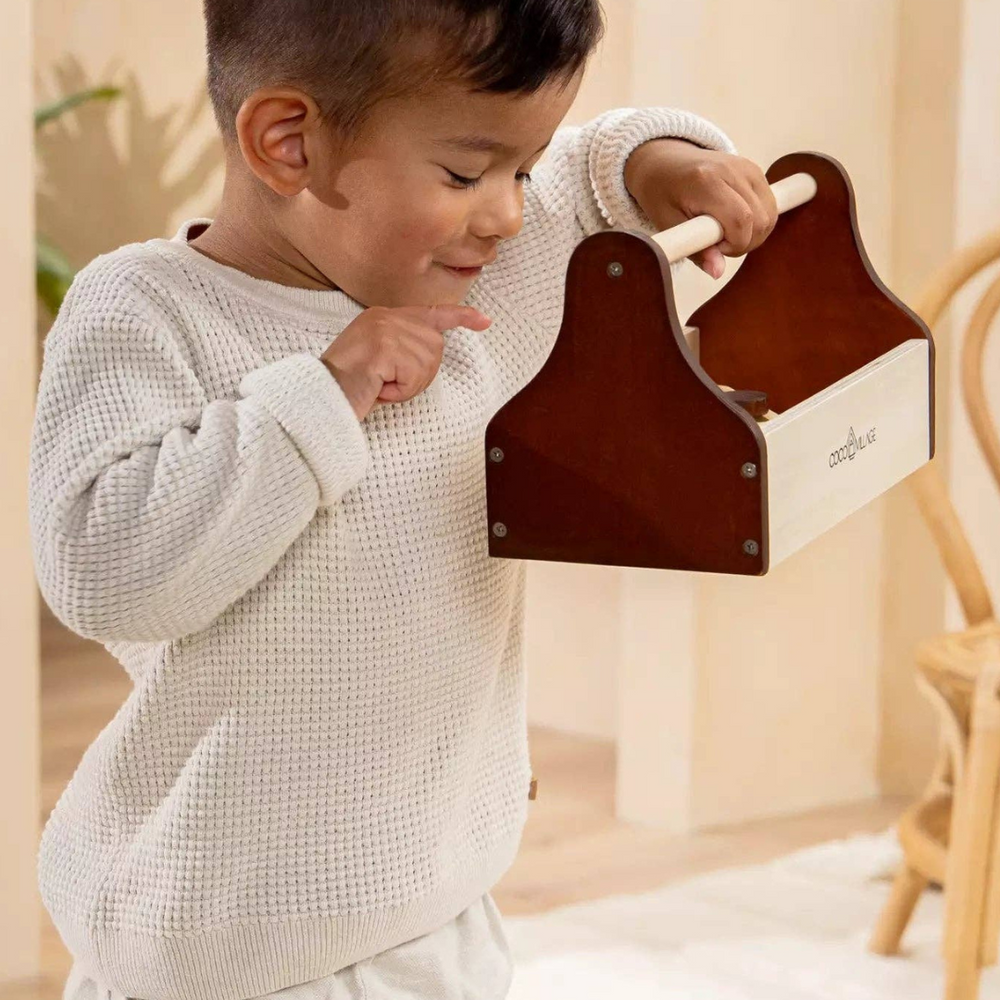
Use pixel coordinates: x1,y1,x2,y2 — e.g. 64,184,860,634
868,228,1000,1000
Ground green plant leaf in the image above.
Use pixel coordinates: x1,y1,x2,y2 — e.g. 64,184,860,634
36,236,76,316
34,86,122,130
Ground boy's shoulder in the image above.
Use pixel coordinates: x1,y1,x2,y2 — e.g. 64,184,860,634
49,230,202,351
61,233,188,317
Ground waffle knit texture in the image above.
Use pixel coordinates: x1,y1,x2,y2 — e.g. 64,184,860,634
28,106,736,1000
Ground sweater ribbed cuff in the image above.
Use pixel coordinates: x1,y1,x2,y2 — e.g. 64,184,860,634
239,353,371,507
589,106,738,234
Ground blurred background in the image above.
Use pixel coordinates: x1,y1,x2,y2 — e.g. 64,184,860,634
3,0,1000,997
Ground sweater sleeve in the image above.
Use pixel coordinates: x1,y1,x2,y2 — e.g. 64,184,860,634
28,273,370,646
529,105,738,248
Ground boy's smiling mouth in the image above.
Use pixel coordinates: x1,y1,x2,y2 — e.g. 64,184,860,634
436,259,493,278
437,251,497,268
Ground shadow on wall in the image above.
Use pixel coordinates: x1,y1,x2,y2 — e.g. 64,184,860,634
34,54,223,376
35,53,222,292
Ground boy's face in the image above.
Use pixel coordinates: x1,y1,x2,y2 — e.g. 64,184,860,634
289,67,585,308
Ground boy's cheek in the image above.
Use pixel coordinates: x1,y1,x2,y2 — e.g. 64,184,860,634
303,181,471,294
394,206,466,261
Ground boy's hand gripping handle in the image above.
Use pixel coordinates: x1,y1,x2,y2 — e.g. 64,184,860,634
651,172,818,264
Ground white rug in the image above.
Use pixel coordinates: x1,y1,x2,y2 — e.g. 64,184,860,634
503,828,1000,999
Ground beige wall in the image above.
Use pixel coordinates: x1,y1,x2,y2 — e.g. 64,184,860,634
1,0,41,981
34,0,223,268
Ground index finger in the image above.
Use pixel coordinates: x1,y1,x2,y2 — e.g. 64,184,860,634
407,304,493,332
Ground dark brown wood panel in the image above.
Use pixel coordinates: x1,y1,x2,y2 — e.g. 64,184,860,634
484,229,768,575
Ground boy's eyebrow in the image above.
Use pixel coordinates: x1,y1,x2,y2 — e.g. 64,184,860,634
433,134,551,156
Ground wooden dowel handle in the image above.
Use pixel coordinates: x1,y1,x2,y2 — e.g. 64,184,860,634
651,172,818,264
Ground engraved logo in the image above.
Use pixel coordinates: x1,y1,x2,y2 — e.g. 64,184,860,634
829,425,876,467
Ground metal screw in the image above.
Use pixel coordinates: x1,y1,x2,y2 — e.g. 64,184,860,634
607,261,624,278
492,522,508,538
489,447,505,463
743,539,760,557
741,462,758,479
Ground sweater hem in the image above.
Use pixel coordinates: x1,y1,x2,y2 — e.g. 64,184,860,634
66,839,521,1000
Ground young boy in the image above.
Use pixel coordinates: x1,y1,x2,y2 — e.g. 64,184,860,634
28,2,777,998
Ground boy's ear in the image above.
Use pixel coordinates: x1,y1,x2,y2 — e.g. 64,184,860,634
235,87,322,197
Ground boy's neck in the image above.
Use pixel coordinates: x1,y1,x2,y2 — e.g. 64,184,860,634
188,165,341,292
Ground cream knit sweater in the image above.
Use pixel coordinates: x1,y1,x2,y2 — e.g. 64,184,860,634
28,106,735,1000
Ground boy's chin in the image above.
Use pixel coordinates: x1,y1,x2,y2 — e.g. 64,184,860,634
422,269,481,303
367,267,480,308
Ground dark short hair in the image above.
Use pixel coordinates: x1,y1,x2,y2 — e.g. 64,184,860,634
204,0,606,142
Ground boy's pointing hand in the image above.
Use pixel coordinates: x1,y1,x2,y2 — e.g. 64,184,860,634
321,304,492,421
623,137,778,280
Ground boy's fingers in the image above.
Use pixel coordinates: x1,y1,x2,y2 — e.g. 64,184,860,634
417,304,492,332
711,174,778,257
690,246,726,280
712,185,755,257
743,172,779,252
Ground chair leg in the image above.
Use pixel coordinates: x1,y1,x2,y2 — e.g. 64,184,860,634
978,786,1000,966
869,863,929,955
942,660,1000,1000
946,951,983,1000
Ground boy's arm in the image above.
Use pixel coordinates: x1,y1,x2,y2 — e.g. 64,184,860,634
530,105,737,246
29,273,370,646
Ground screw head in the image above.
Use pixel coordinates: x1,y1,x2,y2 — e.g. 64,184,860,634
489,447,505,463
743,539,760,557
607,261,624,278
492,522,508,538
741,462,758,479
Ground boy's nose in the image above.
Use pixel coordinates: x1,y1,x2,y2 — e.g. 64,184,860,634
471,191,524,242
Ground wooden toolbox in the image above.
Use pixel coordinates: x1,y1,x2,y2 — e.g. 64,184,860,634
484,152,935,576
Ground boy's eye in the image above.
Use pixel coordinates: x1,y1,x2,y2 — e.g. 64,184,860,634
445,169,533,190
